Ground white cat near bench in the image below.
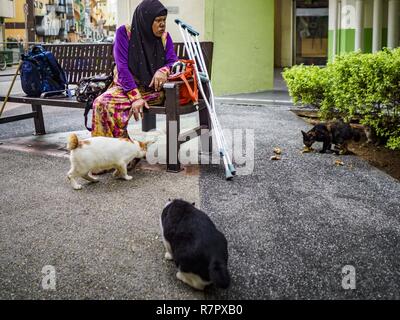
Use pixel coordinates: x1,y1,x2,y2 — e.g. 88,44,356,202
66,133,153,190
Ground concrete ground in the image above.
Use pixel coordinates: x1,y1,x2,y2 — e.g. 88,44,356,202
0,149,203,300
200,103,400,299
1,73,399,299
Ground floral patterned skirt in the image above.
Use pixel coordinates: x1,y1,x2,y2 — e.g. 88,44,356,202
91,85,164,138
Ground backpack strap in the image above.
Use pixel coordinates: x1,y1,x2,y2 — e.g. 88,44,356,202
176,63,198,104
182,60,198,103
180,74,198,103
168,60,199,104
84,96,94,131
44,51,68,85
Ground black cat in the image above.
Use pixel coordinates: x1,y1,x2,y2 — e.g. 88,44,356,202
302,120,360,154
160,199,230,290
363,125,387,146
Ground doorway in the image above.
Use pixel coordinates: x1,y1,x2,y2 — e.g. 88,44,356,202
293,0,329,65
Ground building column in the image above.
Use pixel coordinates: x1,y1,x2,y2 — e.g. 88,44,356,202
387,0,400,48
0,19,4,44
330,0,338,59
372,0,383,52
26,0,36,43
355,0,364,51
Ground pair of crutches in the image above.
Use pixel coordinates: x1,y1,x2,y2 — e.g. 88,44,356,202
175,19,236,180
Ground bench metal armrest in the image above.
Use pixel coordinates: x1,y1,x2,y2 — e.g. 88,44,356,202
163,78,193,90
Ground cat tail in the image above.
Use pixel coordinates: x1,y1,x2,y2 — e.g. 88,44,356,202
352,128,361,142
67,133,79,150
209,258,230,289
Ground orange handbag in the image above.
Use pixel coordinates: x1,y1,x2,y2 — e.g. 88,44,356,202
168,59,198,106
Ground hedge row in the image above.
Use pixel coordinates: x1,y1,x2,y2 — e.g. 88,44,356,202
282,48,400,150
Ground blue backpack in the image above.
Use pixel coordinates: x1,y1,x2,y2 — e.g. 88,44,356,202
20,45,68,97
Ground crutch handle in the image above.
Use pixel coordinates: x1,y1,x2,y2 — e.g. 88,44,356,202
174,19,200,36
175,18,184,25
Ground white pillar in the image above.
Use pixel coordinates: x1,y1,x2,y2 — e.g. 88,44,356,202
372,0,383,52
0,24,3,44
355,0,364,51
331,0,338,58
388,0,400,48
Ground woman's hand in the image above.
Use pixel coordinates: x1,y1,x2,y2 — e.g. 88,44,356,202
131,98,150,121
149,70,168,91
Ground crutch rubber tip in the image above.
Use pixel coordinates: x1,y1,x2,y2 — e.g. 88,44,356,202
228,164,237,176
225,169,233,181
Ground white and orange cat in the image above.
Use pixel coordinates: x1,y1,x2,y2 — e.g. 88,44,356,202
66,133,154,190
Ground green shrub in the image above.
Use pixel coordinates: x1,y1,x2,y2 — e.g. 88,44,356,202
283,48,400,150
282,64,329,107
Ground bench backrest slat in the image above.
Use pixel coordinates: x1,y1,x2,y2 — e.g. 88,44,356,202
43,42,213,85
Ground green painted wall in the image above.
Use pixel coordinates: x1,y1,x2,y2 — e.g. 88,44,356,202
205,0,274,95
328,30,333,61
339,29,355,54
382,28,388,48
328,28,389,61
364,28,373,53
328,29,355,61
363,28,388,53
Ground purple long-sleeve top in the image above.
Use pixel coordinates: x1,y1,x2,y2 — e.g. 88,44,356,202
113,25,178,97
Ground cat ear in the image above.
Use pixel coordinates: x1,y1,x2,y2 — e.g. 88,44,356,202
139,141,152,151
301,130,307,137
138,141,146,150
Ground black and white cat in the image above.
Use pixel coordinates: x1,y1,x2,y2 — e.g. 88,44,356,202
160,199,230,290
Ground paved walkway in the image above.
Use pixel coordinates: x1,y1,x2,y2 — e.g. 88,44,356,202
0,148,203,300
200,103,400,299
1,93,399,299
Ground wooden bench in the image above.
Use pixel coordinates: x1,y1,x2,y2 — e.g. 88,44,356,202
0,42,214,172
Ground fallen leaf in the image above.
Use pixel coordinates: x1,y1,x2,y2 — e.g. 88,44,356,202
335,159,344,166
273,147,282,155
270,155,281,161
301,146,314,153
